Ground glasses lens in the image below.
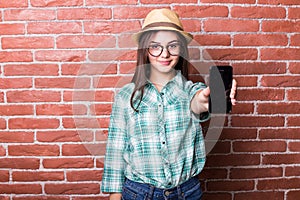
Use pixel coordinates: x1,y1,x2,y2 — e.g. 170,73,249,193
148,45,163,57
167,43,181,56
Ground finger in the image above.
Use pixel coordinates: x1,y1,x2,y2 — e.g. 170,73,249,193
201,87,210,97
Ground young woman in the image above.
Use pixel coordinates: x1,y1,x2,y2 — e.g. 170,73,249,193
102,8,237,200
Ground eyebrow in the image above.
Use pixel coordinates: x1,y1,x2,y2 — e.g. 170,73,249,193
149,40,180,44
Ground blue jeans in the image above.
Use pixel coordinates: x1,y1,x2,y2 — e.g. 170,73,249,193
121,177,202,200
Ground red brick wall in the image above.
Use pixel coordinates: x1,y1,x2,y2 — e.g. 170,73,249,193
0,0,299,199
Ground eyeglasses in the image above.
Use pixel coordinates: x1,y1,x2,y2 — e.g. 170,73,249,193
147,43,181,57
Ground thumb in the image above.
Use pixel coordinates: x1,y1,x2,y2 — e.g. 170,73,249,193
201,87,210,97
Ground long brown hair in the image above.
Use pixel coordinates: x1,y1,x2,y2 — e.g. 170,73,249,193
130,30,190,112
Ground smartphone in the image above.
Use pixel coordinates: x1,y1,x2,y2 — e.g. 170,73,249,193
209,66,233,113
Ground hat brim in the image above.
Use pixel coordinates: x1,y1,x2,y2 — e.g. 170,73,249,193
132,27,193,44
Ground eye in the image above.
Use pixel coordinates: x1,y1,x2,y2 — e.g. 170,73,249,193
149,44,161,50
168,43,180,49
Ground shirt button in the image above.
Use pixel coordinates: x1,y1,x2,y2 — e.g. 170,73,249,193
162,141,165,144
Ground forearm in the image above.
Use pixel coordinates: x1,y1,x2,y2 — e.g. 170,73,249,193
109,193,122,200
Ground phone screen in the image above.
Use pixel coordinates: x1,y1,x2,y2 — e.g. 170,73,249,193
209,66,233,113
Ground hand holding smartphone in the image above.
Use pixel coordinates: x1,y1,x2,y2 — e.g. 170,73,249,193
208,66,233,114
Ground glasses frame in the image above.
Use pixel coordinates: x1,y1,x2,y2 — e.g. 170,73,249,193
147,42,182,57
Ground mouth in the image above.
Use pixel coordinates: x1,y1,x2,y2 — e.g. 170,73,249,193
158,60,172,66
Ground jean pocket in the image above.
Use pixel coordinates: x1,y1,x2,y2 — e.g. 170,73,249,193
183,182,202,200
121,186,137,200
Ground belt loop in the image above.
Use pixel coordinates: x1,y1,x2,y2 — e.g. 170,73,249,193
177,185,184,200
147,185,155,200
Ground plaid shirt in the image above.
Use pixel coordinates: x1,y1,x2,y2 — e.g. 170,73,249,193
102,71,209,193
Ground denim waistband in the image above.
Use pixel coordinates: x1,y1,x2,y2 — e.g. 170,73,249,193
123,177,200,197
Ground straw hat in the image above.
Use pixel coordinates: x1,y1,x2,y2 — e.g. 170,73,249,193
132,8,193,44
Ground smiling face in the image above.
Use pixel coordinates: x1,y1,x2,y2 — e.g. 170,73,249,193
147,31,181,81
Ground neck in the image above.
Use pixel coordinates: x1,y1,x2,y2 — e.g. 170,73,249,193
149,70,176,91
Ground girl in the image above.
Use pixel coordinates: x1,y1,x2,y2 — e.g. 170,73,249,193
102,8,237,200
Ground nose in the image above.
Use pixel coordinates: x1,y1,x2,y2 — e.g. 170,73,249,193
160,47,170,58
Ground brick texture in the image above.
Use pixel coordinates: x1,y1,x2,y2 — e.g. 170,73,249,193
0,1,299,200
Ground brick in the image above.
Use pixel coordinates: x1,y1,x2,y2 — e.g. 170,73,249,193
291,34,300,47
232,62,286,75
93,76,132,88
203,48,258,61
27,22,82,34
261,76,300,87
262,21,300,33
89,49,136,61
7,90,61,103
287,191,300,200
4,64,59,76
204,19,259,32
62,143,106,156
289,8,300,19
233,34,288,46
257,178,300,190
4,9,56,21
236,88,284,101
202,193,232,200
261,48,300,60
0,92,4,103
0,0,28,7
202,0,255,2
234,192,284,200
0,131,34,143
174,6,228,18
288,116,300,126
13,171,64,182
66,170,103,181
263,154,300,165
198,168,227,179
37,130,93,142
220,128,257,140
258,102,300,114
194,34,231,46
233,141,286,152
36,104,87,116
287,89,300,101
286,166,300,176
8,145,60,156
57,8,111,20
0,105,33,116
62,117,109,129
230,167,283,179
259,128,300,139
0,119,6,129
0,24,25,35
35,78,90,89
90,103,112,115
0,78,32,89
289,62,300,74
258,0,300,5
63,90,114,102
9,118,60,129
0,158,39,169
2,37,54,49
119,62,136,74
231,116,285,127
45,183,100,194
209,141,231,154
0,170,9,182
56,35,115,49
86,0,137,5
73,197,109,200
61,63,117,76
289,142,300,152
43,158,94,169
84,21,141,34
0,51,33,62
114,7,160,19
35,50,86,62
207,180,254,191
233,77,257,87
13,196,69,200
142,0,195,3
30,0,83,7
206,154,260,167
181,19,201,33
0,184,42,194
231,6,286,19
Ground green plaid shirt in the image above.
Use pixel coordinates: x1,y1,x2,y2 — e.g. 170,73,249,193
102,71,209,193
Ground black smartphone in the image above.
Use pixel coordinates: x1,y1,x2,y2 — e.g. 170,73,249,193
208,66,233,114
